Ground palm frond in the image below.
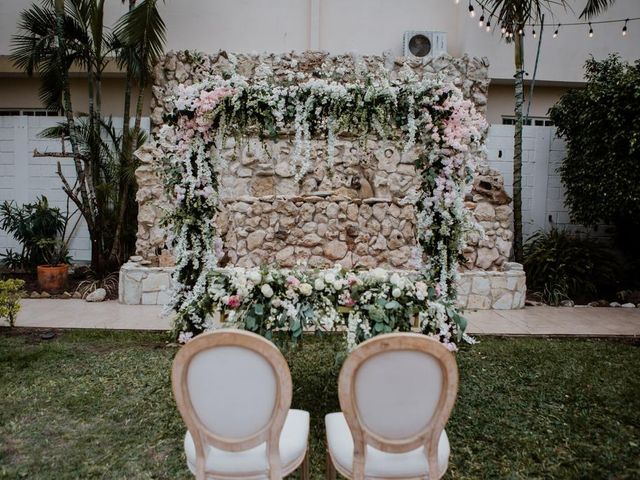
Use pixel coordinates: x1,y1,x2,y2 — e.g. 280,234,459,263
113,0,166,85
580,0,617,19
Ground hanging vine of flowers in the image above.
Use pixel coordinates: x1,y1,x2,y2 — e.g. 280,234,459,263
156,66,486,351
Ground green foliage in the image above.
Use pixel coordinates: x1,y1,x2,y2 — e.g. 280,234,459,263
549,56,640,243
0,196,69,269
523,228,618,304
1,331,639,478
0,279,25,327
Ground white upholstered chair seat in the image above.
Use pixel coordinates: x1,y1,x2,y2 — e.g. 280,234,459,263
325,412,450,479
185,409,309,479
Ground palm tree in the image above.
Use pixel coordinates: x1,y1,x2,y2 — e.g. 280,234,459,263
10,0,165,275
482,0,615,262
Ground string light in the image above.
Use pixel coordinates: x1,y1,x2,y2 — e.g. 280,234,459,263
453,0,640,40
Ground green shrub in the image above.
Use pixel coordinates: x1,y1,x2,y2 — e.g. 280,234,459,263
523,229,619,305
0,278,25,327
549,56,640,254
0,196,68,269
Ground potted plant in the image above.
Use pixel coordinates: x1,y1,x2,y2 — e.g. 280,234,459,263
36,238,71,293
1,196,76,293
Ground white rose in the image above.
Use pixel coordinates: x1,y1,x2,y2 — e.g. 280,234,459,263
390,273,402,286
371,268,388,282
247,270,262,284
261,284,274,298
392,288,402,298
324,273,336,284
416,290,426,301
332,280,344,291
272,298,282,308
299,283,313,296
314,278,326,291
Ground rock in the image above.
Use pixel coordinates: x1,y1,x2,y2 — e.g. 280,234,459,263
275,246,295,266
246,231,267,251
525,299,544,307
475,247,499,269
86,288,107,302
621,302,636,308
29,291,41,298
560,299,574,307
473,202,495,221
72,291,83,299
609,302,621,308
503,262,523,271
61,292,72,299
587,299,609,307
129,255,143,262
323,240,348,260
40,291,51,298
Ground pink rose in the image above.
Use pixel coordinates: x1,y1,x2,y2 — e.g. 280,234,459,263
226,295,241,309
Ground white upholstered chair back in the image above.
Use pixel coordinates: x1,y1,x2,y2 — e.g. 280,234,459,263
172,329,292,479
338,333,458,479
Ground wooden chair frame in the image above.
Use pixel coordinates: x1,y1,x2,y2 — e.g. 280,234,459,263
172,329,308,480
329,333,459,480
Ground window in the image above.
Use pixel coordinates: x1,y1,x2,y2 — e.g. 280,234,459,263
0,108,59,117
501,116,554,127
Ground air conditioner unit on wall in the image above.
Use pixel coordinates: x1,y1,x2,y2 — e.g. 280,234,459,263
403,31,447,60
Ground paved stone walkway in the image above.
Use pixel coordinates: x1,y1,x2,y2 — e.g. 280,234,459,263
4,299,639,337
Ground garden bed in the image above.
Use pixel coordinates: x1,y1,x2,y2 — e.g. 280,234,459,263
0,329,638,479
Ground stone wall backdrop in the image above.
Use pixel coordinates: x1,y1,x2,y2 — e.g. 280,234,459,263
124,51,525,309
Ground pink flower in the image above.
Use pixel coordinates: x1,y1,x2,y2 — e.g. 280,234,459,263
226,295,241,309
286,276,300,287
435,285,442,297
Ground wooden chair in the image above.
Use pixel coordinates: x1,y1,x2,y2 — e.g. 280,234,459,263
325,333,459,480
172,329,310,480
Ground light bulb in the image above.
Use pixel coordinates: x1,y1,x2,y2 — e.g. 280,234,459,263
454,0,460,4
486,21,491,32
501,26,507,34
622,19,628,36
479,15,484,27
469,4,475,18
532,28,536,38
589,23,594,37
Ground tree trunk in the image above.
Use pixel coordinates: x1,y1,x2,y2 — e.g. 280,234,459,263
512,33,525,263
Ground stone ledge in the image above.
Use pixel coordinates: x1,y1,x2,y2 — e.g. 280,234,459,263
118,262,526,310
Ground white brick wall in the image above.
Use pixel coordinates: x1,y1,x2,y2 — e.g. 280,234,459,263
486,125,609,241
0,116,149,263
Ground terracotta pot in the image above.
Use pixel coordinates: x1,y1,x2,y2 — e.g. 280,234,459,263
37,264,69,293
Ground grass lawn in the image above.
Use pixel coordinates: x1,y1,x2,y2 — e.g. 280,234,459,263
1,329,639,479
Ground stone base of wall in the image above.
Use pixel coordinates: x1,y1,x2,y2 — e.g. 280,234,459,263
457,262,526,310
119,261,526,310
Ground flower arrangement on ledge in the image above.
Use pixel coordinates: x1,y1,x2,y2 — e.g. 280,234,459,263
198,265,466,352
156,56,487,350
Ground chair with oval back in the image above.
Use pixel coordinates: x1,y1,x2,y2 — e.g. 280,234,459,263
325,333,459,480
172,329,310,480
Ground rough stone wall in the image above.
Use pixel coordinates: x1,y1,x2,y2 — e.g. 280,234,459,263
135,51,514,272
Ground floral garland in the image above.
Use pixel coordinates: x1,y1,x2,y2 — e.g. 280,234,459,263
156,64,486,350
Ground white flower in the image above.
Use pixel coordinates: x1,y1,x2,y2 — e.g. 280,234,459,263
324,273,336,284
392,288,402,298
272,298,282,308
332,280,344,291
178,331,193,344
299,283,313,296
314,278,326,291
247,270,262,284
261,284,274,298
371,268,388,282
390,273,402,286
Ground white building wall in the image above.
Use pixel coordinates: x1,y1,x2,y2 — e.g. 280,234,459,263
0,116,149,263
